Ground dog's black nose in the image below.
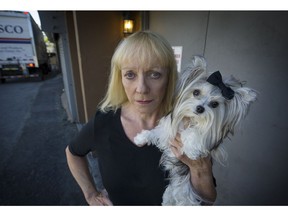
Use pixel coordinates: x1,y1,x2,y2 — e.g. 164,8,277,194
196,105,205,114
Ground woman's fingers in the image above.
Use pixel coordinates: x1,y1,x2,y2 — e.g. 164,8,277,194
170,133,184,158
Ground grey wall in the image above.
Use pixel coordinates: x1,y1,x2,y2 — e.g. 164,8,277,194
150,11,288,205
150,11,209,67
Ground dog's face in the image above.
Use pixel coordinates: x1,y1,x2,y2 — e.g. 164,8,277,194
173,57,257,154
185,80,226,129
175,76,230,136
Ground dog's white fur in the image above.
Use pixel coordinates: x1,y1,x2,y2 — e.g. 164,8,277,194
134,56,257,205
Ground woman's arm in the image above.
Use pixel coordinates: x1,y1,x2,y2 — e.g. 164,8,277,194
185,155,217,204
170,135,217,204
65,147,113,206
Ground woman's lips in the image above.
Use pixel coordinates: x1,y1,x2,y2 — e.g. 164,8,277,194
136,100,153,105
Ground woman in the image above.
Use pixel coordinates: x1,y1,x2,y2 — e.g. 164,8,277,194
66,31,216,205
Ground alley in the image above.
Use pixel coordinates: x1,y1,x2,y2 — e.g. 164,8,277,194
0,75,87,205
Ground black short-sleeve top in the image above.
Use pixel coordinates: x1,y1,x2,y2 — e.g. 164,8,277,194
68,109,168,205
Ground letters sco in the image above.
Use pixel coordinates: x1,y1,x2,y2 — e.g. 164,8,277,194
0,25,24,34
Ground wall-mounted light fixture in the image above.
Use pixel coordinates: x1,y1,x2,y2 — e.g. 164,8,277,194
123,12,134,35
123,19,134,34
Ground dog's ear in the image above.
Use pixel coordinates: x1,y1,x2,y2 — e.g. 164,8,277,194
234,87,258,104
178,56,207,92
191,55,207,69
224,75,258,104
184,55,207,80
224,79,258,136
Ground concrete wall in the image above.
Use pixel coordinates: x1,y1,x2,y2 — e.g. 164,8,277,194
150,11,288,205
150,11,209,66
72,12,123,122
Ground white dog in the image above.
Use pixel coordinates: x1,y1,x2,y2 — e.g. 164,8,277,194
134,56,257,205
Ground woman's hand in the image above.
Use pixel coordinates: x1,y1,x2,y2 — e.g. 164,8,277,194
170,133,217,204
86,190,113,206
170,133,212,169
65,147,113,206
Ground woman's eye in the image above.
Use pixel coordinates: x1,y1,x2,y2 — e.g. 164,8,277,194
193,89,200,96
124,71,136,79
149,71,162,79
209,101,219,108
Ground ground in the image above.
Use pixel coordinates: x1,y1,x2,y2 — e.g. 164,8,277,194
0,75,87,205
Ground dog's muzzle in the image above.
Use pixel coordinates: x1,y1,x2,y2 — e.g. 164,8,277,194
196,105,205,114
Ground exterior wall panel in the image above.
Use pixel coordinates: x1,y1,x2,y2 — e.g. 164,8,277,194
150,11,288,205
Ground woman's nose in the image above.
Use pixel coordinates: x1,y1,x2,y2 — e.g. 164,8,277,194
136,76,149,94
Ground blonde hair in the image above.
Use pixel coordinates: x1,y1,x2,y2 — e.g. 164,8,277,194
99,31,178,116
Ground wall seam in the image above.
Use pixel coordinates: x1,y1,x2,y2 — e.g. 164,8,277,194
73,11,88,122
203,11,211,56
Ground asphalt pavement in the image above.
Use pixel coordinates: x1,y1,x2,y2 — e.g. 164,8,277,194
0,74,87,205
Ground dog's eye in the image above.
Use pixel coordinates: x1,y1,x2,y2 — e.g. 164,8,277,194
209,101,219,108
193,89,200,97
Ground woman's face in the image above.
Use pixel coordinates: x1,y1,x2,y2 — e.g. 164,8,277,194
121,59,168,116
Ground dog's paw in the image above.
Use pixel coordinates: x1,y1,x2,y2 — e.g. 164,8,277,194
134,130,151,146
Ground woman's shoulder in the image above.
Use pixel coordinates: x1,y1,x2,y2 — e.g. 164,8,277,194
91,108,122,146
93,108,121,128
94,108,120,121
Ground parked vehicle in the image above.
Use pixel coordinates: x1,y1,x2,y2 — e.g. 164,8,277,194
0,11,49,82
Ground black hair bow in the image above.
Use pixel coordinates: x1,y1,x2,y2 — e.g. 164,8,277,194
207,71,235,100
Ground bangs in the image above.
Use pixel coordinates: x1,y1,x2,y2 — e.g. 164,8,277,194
114,34,171,70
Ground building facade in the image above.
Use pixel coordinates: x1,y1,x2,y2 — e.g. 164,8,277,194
39,11,288,205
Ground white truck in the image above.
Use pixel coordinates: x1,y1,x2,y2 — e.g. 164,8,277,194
0,11,49,82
